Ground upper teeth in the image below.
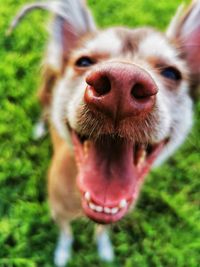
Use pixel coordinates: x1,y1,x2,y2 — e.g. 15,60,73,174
85,191,91,201
83,141,90,157
84,192,128,215
138,149,146,167
135,145,147,167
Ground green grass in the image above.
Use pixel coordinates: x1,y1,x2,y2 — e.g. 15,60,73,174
0,0,199,266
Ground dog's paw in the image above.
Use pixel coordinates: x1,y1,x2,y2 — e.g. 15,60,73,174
97,231,114,262
32,120,47,140
54,248,71,267
54,233,73,267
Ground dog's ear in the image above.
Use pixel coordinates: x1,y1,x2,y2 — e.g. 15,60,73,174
48,0,96,70
167,0,200,97
43,0,96,108
39,0,96,106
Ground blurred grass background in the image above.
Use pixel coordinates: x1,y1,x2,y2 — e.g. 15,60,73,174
0,0,199,266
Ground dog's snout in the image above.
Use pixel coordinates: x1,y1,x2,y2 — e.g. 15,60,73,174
85,63,158,121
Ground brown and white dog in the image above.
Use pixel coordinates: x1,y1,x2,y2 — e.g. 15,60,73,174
9,0,200,266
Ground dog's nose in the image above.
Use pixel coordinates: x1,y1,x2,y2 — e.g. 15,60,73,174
84,63,158,121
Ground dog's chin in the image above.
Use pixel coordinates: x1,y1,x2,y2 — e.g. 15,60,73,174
69,128,167,224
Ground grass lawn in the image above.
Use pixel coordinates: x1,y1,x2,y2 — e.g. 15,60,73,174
0,0,199,266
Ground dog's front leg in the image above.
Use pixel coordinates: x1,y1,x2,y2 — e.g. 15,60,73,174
54,223,73,267
95,225,114,262
48,128,81,266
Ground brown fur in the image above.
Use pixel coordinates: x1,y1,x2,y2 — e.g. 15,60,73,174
48,127,82,225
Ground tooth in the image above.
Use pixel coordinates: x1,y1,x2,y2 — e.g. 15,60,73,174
104,207,111,214
119,199,127,209
95,206,103,213
111,207,119,214
138,149,146,166
136,145,147,167
83,141,90,156
89,202,96,211
85,192,91,201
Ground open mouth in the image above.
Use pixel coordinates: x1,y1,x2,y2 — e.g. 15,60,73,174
71,130,166,224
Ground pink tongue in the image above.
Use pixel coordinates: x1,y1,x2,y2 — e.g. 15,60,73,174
77,137,138,206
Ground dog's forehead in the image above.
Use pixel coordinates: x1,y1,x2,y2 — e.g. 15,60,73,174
85,29,123,56
137,31,178,61
83,27,177,61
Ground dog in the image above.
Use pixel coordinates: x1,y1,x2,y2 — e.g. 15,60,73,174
9,0,200,266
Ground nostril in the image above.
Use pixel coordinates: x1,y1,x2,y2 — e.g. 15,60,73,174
131,83,157,100
86,75,111,96
131,83,147,99
95,75,111,96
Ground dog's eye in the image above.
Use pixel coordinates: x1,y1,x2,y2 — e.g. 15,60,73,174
75,56,95,67
161,67,182,81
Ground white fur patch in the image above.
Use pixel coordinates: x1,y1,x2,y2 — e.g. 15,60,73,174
154,82,193,166
54,230,73,267
166,4,185,39
46,23,63,72
86,29,122,56
32,119,47,140
96,229,114,262
51,77,73,146
139,32,178,61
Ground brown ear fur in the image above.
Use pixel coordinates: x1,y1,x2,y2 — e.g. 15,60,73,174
38,67,58,108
